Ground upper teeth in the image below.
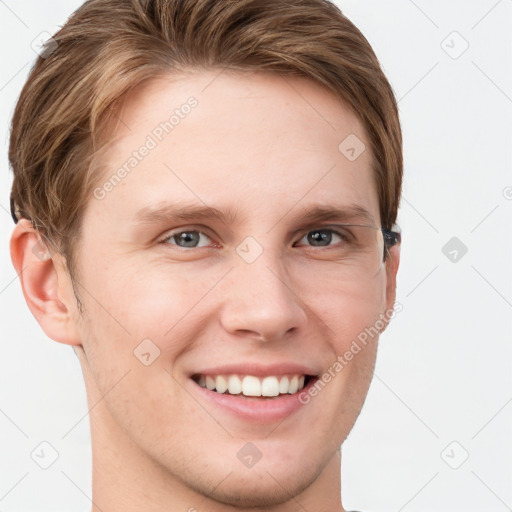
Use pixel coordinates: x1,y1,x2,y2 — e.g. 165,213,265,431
196,374,306,397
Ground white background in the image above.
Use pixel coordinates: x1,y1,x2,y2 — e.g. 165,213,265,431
0,1,511,511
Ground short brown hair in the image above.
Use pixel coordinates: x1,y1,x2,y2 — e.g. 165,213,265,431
9,0,402,280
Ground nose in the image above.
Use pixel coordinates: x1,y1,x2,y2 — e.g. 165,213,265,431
218,247,307,343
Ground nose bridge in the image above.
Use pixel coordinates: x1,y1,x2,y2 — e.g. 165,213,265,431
219,236,306,340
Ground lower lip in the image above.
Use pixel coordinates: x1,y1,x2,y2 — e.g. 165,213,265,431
190,378,317,423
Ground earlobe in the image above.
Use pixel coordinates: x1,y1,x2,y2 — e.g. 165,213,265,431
10,219,82,347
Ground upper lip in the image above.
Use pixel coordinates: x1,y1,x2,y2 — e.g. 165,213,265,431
190,362,319,378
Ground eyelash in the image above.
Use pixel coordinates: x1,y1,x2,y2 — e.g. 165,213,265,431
158,226,350,250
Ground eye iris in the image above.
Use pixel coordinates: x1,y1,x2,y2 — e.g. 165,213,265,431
176,231,200,247
308,230,332,246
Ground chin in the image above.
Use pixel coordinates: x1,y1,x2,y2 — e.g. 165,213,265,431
177,451,323,509
195,469,316,508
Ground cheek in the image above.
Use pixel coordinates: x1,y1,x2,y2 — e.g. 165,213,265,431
78,256,224,347
311,270,386,416
317,267,388,349
74,256,231,431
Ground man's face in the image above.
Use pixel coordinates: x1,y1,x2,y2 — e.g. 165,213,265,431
68,70,397,507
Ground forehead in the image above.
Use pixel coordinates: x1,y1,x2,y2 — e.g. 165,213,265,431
88,69,378,230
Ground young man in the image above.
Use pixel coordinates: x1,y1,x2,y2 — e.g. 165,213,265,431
9,0,402,510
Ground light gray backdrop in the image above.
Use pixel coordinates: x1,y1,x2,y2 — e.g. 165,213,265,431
0,1,511,511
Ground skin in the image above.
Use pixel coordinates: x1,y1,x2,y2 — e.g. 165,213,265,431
11,69,399,512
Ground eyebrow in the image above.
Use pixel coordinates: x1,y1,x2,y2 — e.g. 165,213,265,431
134,203,241,226
284,204,376,227
133,203,376,228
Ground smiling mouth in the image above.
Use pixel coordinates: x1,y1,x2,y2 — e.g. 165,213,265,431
191,374,315,398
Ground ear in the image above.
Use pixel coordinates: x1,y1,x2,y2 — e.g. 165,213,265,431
383,243,400,325
10,219,82,347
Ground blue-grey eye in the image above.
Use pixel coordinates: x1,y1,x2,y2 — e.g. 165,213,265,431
164,231,211,248
297,229,343,247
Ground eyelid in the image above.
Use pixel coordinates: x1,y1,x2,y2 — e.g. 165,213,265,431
295,223,352,237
